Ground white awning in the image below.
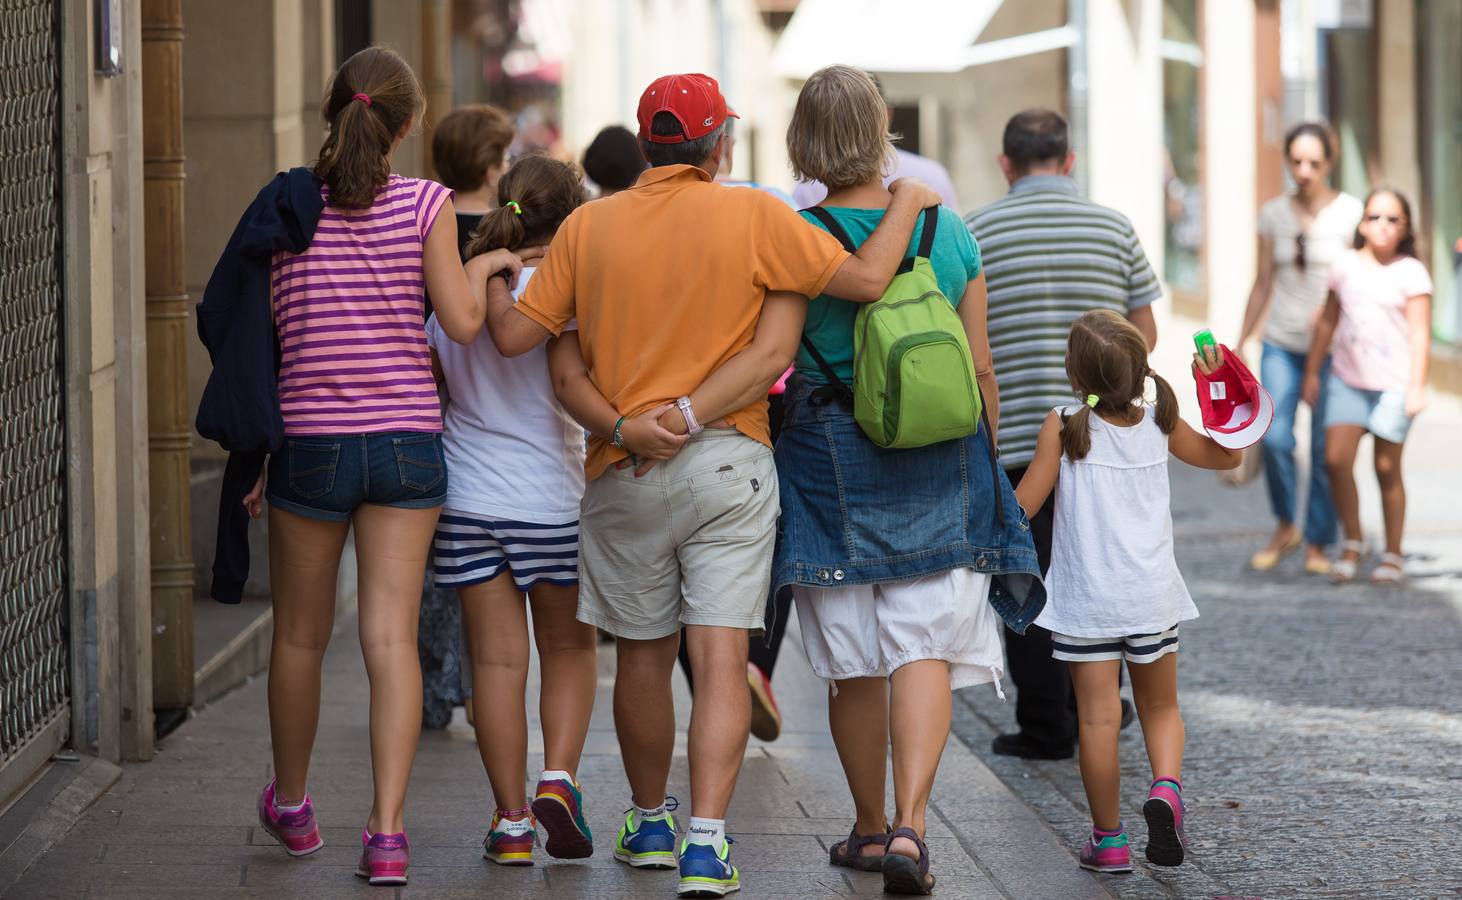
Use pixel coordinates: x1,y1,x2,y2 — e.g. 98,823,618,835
773,0,1075,78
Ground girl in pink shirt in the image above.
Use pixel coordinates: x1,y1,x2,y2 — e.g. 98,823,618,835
1304,188,1433,584
245,47,519,885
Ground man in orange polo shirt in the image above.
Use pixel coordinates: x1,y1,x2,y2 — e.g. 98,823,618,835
472,73,937,895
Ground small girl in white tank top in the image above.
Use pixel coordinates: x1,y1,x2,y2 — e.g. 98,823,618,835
1014,310,1241,876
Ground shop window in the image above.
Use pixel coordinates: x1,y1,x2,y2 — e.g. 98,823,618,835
1418,0,1462,342
1162,0,1202,294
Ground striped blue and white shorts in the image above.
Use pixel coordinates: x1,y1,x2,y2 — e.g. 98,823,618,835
432,509,579,592
1051,625,1180,664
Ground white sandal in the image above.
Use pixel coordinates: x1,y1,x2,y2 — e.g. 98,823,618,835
1369,552,1406,584
1330,540,1367,584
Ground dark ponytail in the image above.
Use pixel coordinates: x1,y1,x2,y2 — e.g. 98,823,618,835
1059,309,1163,461
465,153,586,257
1151,371,1178,435
1059,405,1094,461
314,47,424,210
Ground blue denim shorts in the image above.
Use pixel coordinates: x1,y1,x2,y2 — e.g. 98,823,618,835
266,431,448,522
1323,376,1413,444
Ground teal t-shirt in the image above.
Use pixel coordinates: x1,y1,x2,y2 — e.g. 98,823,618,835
797,205,982,384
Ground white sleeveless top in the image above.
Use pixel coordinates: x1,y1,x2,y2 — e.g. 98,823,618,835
1035,405,1198,638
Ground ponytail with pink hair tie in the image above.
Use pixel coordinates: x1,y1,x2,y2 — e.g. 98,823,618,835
351,92,372,107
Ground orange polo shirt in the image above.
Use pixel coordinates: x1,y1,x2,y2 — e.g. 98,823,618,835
516,164,850,480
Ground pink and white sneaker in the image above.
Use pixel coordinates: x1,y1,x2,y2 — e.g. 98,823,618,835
257,780,323,857
356,829,410,886
1078,827,1133,874
1143,777,1188,866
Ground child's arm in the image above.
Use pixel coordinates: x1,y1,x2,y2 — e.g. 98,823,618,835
546,331,686,461
655,291,808,435
1014,411,1063,517
1404,292,1433,417
1302,291,1341,407
1168,417,1242,470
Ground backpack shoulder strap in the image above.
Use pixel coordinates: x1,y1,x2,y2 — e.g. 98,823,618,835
799,334,849,392
802,205,859,253
915,206,939,260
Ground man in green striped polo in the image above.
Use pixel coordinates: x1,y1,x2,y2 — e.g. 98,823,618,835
965,108,1160,761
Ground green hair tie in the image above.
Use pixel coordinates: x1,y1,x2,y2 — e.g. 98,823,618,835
1085,394,1099,409
505,200,523,215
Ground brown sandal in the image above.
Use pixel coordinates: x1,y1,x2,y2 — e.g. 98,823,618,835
882,827,935,895
829,824,889,872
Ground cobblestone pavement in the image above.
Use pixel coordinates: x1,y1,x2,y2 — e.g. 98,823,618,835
955,331,1462,899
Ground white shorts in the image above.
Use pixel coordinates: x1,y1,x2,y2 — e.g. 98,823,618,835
793,567,1004,692
1051,625,1180,664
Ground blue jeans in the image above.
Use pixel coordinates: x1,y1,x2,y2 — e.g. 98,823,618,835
1259,343,1336,546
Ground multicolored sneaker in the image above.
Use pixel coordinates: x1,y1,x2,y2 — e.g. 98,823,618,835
355,829,410,886
531,774,594,859
1078,827,1133,874
483,808,537,866
257,780,323,857
678,838,740,897
612,799,679,869
1144,778,1188,866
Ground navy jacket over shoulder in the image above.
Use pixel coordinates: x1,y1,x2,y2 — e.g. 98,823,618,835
196,168,324,603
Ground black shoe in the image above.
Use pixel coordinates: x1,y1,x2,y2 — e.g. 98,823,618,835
1119,699,1136,731
990,732,1076,760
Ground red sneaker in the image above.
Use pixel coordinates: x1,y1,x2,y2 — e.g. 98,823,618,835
355,829,409,886
747,662,782,742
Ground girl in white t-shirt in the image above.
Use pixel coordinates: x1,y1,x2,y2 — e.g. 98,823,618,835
426,155,595,865
1303,187,1433,584
1015,310,1240,875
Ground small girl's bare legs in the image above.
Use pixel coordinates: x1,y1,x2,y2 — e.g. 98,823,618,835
1324,424,1368,557
462,577,597,811
1127,653,1184,782
529,582,597,776
1069,660,1124,832
1372,438,1406,557
461,575,532,810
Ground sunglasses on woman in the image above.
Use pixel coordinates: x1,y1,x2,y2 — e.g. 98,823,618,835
1364,213,1404,225
1295,233,1307,270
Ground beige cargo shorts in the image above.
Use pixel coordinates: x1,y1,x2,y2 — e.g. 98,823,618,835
576,430,778,640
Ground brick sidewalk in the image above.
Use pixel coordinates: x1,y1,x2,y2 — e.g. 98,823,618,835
7,611,1109,898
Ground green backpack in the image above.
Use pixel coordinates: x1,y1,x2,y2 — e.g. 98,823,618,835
802,206,984,449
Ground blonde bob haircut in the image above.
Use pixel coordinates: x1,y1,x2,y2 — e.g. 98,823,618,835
787,65,897,191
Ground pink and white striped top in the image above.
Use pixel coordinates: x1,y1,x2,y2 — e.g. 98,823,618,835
272,174,452,435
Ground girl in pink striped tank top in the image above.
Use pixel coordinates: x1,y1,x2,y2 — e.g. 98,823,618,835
246,47,523,886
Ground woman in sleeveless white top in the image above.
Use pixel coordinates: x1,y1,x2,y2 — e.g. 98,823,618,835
1036,405,1198,638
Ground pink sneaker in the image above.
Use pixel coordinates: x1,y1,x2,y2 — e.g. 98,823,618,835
1143,777,1188,866
355,829,410,886
257,780,323,857
1078,827,1133,874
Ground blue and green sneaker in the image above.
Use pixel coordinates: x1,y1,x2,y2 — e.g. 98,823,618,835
612,802,678,870
677,838,739,897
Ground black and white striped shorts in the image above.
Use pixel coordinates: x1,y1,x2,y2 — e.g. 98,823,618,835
1051,625,1180,664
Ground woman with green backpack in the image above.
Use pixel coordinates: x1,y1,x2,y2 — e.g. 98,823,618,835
777,66,1044,895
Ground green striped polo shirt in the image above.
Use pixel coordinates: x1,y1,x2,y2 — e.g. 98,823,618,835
964,175,1161,468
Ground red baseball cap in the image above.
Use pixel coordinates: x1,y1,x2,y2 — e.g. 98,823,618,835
1194,344,1275,450
637,73,739,144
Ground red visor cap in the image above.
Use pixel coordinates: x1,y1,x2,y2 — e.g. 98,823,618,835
637,73,739,144
1194,344,1275,450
